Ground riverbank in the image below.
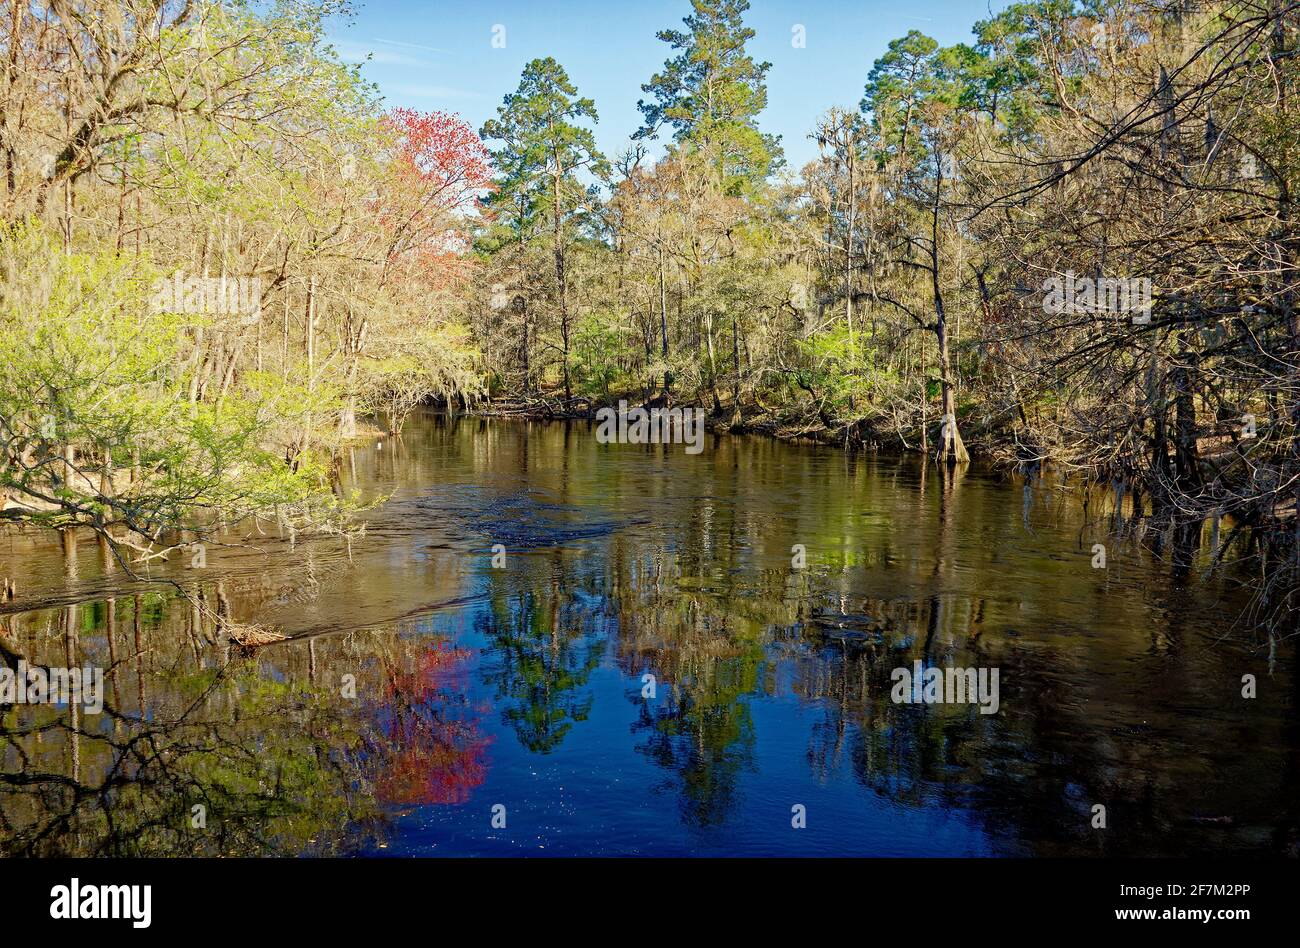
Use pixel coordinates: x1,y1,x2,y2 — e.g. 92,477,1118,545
475,392,989,458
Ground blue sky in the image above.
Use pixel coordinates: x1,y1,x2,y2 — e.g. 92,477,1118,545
328,1,1009,171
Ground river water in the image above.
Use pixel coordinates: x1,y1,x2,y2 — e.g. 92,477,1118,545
1,410,1295,856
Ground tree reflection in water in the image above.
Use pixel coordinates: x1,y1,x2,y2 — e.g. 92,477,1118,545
0,584,492,855
374,643,490,806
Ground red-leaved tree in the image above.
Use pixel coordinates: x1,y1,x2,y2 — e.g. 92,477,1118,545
376,108,494,288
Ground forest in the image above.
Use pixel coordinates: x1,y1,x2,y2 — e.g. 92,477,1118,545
0,0,1297,632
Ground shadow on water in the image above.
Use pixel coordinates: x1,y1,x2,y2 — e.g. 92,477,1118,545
1,409,1296,856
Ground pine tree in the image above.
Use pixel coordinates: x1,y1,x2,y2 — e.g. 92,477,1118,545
481,58,609,403
636,0,782,193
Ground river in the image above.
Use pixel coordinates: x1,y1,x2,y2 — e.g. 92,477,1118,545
0,410,1295,856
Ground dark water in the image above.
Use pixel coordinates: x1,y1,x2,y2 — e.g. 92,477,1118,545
1,411,1296,856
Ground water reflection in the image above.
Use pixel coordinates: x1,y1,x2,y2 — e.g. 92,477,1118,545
1,411,1296,856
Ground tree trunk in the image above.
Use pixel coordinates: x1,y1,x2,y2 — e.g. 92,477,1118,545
931,152,967,465
730,311,742,428
552,170,571,402
659,243,671,396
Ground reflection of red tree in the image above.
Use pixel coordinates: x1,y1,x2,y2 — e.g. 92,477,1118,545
385,643,474,702
374,643,491,806
378,717,490,806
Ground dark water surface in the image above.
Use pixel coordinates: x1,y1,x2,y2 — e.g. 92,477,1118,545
1,411,1296,856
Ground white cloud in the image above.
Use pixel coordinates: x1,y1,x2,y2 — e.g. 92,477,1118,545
385,83,484,101
372,38,448,55
331,39,428,66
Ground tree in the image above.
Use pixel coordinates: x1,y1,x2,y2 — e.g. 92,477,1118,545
861,31,944,164
480,58,609,404
636,0,782,194
346,108,491,435
0,221,346,556
861,31,975,464
811,108,874,363
0,0,488,582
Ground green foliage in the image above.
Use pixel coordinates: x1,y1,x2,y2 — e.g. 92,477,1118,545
0,221,345,539
797,327,904,417
861,30,947,161
637,0,782,193
573,312,633,397
360,322,484,428
480,57,610,236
